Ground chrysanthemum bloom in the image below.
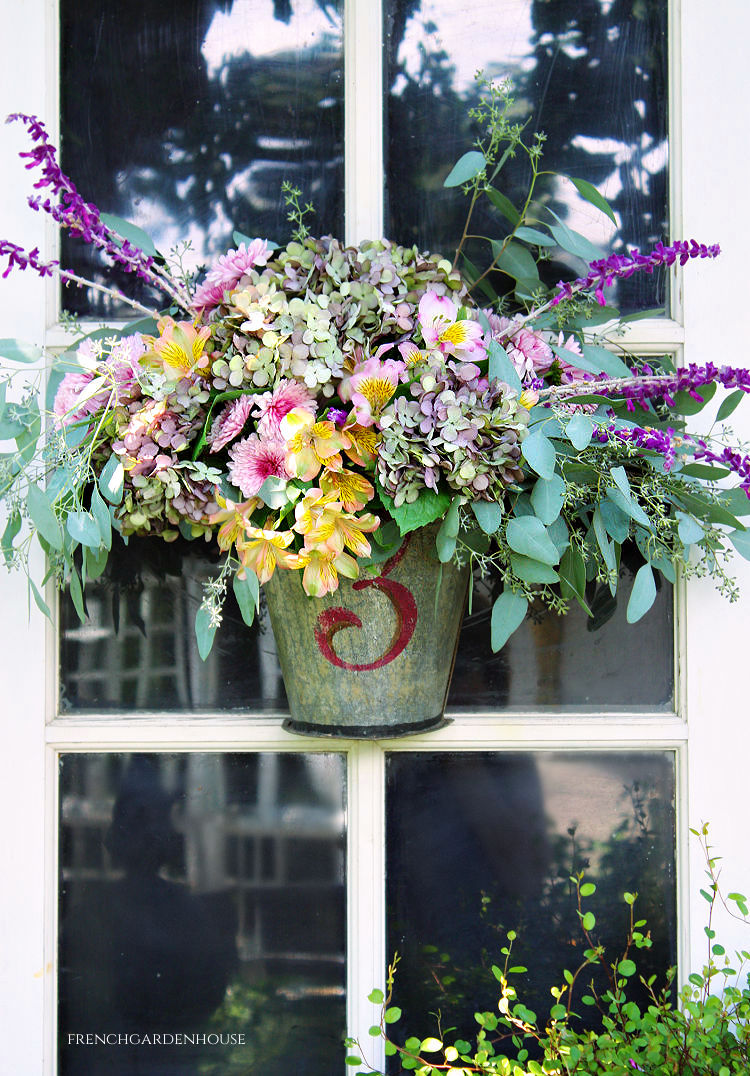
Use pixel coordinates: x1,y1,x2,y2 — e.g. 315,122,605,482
254,378,316,439
208,395,255,452
53,370,104,426
227,433,290,497
301,547,359,597
143,316,212,379
191,239,272,313
53,333,147,426
418,291,487,360
281,408,350,480
345,356,405,427
507,328,554,379
208,492,262,551
237,525,305,584
320,467,375,512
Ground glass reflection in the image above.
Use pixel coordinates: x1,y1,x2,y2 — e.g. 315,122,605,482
59,752,345,1075
386,752,675,1049
385,0,668,311
60,0,345,318
59,535,672,712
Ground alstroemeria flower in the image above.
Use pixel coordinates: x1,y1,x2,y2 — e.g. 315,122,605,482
342,422,380,467
320,467,375,512
237,525,305,584
398,339,428,369
227,433,290,497
281,408,350,480
293,488,344,549
418,292,487,359
345,356,405,427
301,547,359,597
144,316,212,379
208,492,262,551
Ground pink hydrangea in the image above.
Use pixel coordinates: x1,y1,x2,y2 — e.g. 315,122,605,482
254,378,316,438
192,239,272,313
227,433,290,497
208,395,255,452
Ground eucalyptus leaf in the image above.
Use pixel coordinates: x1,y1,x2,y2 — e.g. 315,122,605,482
547,208,603,261
716,389,746,422
443,150,486,187
99,454,125,505
606,486,650,527
85,544,110,581
485,187,520,225
565,414,595,450
233,571,260,626
0,338,43,364
568,176,618,225
1,510,21,566
100,212,158,257
492,240,540,286
490,590,528,652
506,515,560,565
530,474,565,525
68,566,86,624
29,578,51,619
510,553,559,584
559,545,587,602
436,499,460,562
626,562,657,623
676,511,705,546
90,486,112,551
521,429,556,479
729,528,750,561
599,499,631,543
547,515,570,555
514,225,556,247
592,507,616,573
471,499,503,534
66,511,102,550
195,606,218,661
27,484,63,550
580,344,631,378
487,339,522,392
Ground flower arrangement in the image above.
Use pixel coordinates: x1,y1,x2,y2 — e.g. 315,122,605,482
1,80,749,658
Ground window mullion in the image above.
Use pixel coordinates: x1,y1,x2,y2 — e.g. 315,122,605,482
344,0,384,244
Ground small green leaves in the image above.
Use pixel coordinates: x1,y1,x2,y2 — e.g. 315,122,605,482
384,1005,402,1024
617,959,637,977
443,150,486,187
490,590,528,652
420,1038,443,1053
582,911,596,931
580,882,597,897
367,988,384,1005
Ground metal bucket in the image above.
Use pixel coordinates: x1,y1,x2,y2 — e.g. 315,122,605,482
264,526,470,738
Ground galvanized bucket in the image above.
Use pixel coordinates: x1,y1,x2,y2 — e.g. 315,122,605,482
264,526,470,738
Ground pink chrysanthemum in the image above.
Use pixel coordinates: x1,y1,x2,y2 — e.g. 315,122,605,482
227,433,290,497
208,395,255,452
53,371,99,426
507,328,554,379
254,378,316,438
192,239,272,313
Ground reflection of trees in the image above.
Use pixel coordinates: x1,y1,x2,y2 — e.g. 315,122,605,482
385,0,668,312
60,0,344,317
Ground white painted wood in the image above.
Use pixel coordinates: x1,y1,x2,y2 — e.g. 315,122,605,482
344,0,384,244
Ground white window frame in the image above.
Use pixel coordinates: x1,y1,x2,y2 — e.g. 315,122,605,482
1,1,750,1072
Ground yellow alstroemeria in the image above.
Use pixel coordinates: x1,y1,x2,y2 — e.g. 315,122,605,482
341,421,380,467
293,488,344,549
207,493,262,552
144,316,212,379
320,467,375,512
237,525,305,584
301,547,359,597
281,408,350,480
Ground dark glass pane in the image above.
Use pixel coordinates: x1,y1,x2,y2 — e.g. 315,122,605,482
386,752,675,1050
59,752,345,1075
59,535,672,712
60,0,345,318
385,0,668,311
450,553,674,710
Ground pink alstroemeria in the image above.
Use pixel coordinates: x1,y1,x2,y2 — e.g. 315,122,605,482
208,394,255,452
208,492,262,551
143,316,212,379
345,356,405,427
418,291,487,360
227,433,290,497
301,547,359,597
191,239,272,314
254,378,316,439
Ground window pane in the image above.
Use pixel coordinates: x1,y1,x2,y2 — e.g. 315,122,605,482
59,537,672,713
386,752,675,1045
385,0,668,311
60,0,345,318
59,752,345,1074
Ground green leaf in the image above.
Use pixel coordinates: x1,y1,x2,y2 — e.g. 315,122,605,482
485,187,520,225
233,571,260,626
490,591,528,652
547,515,570,555
1,510,21,566
729,528,750,561
580,344,631,378
377,484,452,536
194,606,218,661
514,225,556,247
99,212,158,257
384,1005,402,1024
568,176,618,225
471,500,503,534
592,507,616,574
443,150,486,187
559,546,587,603
345,1056,362,1066
368,1025,381,1037
582,911,596,931
547,209,603,262
530,474,565,525
487,339,522,392
671,382,717,415
436,498,461,562
580,882,596,897
99,454,125,505
599,498,630,543
506,516,560,565
492,240,540,286
368,988,384,1005
68,566,86,624
0,338,43,364
716,388,746,422
521,429,556,479
420,1038,443,1053
510,553,559,583
90,486,112,550
565,414,595,450
27,484,63,550
617,959,637,977
66,511,102,550
627,563,657,623
29,578,51,619
85,544,110,581
606,486,650,527
675,511,705,546
678,463,730,480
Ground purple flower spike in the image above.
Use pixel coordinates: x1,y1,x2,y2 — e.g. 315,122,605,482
552,240,721,306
